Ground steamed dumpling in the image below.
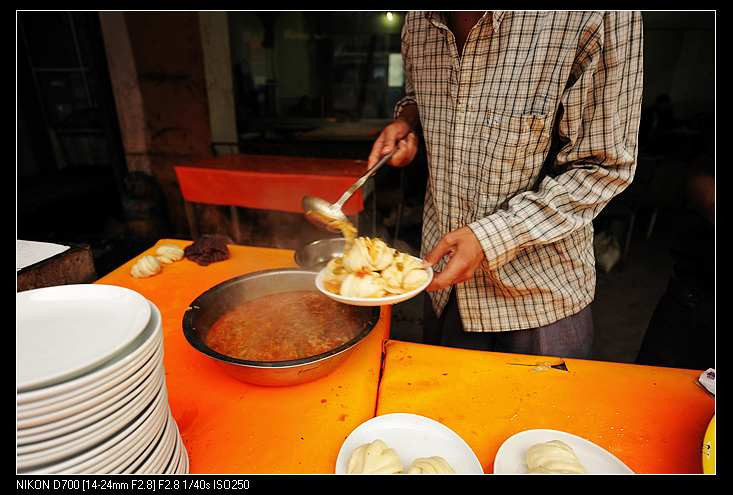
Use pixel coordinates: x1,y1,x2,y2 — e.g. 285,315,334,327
526,440,586,474
323,257,348,291
407,456,455,474
340,273,387,298
343,237,395,272
347,440,403,474
155,244,184,264
130,255,161,278
381,253,422,292
402,268,430,291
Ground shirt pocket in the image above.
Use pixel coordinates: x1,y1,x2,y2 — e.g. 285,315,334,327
478,112,552,201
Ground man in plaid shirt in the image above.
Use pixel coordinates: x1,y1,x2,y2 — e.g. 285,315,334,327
368,11,644,358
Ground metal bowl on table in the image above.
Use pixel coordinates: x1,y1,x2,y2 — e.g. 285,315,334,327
182,268,380,387
294,238,346,270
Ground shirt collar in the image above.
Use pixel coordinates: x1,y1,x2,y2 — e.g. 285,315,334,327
424,11,505,31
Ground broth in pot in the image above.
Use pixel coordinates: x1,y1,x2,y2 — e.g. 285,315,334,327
205,291,365,362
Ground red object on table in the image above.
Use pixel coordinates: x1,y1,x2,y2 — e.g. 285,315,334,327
174,154,368,214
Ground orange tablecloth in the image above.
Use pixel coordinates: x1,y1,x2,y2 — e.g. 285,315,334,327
377,340,714,474
96,239,391,473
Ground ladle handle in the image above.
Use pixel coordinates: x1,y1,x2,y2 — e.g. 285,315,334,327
334,149,397,209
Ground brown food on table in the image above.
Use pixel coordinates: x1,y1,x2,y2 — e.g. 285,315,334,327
184,234,232,266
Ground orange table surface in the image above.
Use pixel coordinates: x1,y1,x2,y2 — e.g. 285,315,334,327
377,340,714,474
96,239,391,473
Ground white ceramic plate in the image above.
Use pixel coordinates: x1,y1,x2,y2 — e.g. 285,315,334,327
23,383,168,474
133,413,172,474
17,301,162,405
16,366,164,466
17,343,162,435
493,429,634,474
74,389,169,475
141,409,177,474
17,285,152,391
335,413,483,474
85,393,168,475
316,266,433,307
114,409,169,474
165,423,183,474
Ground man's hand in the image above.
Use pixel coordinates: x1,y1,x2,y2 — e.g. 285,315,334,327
424,227,486,291
367,118,419,169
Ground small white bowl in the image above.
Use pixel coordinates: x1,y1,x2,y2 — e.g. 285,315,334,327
315,266,433,307
493,429,634,474
335,413,483,474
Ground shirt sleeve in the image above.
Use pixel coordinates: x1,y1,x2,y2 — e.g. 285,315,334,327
393,15,418,119
468,11,644,271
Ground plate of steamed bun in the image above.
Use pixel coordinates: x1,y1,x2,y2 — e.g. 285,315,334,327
316,237,433,306
493,429,634,474
335,413,484,474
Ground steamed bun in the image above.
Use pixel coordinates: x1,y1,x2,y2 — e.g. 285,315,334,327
406,456,455,474
155,244,184,264
526,440,586,474
130,255,161,278
347,439,403,474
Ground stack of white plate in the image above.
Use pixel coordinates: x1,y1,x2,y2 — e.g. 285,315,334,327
16,284,188,474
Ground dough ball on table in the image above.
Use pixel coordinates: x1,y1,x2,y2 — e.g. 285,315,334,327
155,244,184,264
407,456,455,474
526,440,586,474
347,439,403,474
131,255,162,278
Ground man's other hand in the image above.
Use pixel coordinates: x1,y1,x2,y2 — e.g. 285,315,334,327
424,227,486,291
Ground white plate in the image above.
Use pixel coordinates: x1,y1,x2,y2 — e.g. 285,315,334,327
17,285,152,391
315,266,433,307
17,366,164,466
165,422,183,474
114,410,169,474
133,412,173,474
95,400,170,475
18,331,161,422
335,413,483,474
493,429,634,474
82,392,169,475
140,409,177,474
23,382,168,474
17,349,163,446
17,301,162,405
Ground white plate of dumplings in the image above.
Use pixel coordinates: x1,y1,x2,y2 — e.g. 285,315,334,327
316,266,433,307
335,413,484,474
315,237,433,307
493,429,634,474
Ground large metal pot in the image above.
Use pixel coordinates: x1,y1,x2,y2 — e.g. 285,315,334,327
182,268,380,387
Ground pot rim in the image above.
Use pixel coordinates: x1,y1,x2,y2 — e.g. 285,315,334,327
182,268,380,369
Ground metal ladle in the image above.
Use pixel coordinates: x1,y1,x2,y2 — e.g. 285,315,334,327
302,149,397,233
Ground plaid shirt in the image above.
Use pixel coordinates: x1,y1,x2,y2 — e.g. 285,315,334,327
395,11,644,332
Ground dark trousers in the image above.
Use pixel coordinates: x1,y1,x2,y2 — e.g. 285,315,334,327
423,290,594,359
636,276,715,370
